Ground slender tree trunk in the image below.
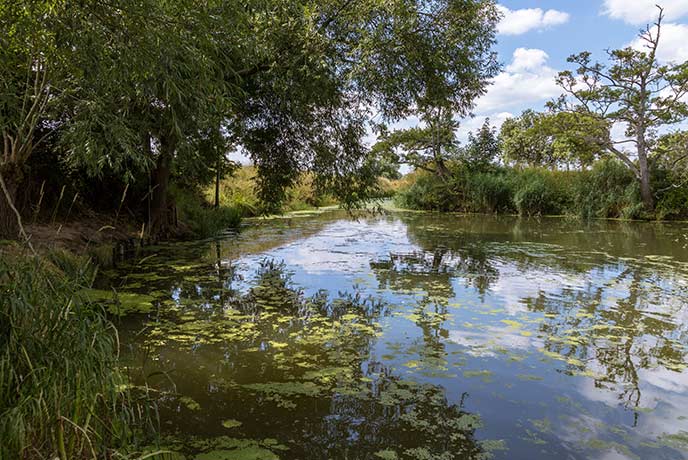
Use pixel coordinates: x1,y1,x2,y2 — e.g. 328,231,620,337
0,164,21,239
637,130,654,211
214,152,221,209
150,136,175,238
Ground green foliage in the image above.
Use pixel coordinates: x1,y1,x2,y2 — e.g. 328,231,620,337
1,0,503,239
573,159,644,219
395,172,456,212
464,172,514,213
512,169,571,216
461,118,501,169
0,250,154,458
206,166,337,217
372,108,460,177
398,165,574,216
656,186,688,220
500,110,558,167
173,187,241,238
393,160,685,220
550,8,688,209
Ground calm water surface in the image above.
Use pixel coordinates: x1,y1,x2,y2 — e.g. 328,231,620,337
99,211,688,460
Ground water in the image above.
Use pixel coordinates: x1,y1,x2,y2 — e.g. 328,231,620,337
99,211,688,459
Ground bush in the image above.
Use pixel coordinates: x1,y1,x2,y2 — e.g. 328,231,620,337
393,159,688,220
0,249,154,458
652,166,688,220
395,173,458,211
656,186,688,220
511,169,571,216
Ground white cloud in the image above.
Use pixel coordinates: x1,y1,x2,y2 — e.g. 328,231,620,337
506,48,549,72
603,0,688,25
630,22,688,63
473,48,562,114
497,5,570,35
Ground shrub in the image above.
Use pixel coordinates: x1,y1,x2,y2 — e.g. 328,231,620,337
656,186,688,220
465,171,514,213
512,169,570,216
395,173,458,211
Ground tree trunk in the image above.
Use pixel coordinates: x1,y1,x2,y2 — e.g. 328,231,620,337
0,165,22,240
150,136,175,238
639,166,653,211
637,132,654,212
214,153,221,209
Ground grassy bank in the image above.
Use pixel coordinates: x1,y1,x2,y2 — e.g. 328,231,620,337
394,159,688,220
0,247,156,459
204,166,339,217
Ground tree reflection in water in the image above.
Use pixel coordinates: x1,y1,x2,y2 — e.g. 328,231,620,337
122,261,491,459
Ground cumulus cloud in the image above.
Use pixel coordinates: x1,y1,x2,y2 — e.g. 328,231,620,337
473,48,562,114
603,0,688,25
630,22,688,63
497,5,570,35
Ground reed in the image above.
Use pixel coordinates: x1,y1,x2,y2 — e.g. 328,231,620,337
0,248,156,459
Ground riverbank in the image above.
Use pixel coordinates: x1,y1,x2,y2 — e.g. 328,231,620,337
0,249,162,459
391,160,688,221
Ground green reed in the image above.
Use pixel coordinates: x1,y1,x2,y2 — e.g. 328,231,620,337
0,248,157,459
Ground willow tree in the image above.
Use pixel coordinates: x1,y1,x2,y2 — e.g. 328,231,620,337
1,0,502,238
550,7,688,210
60,0,246,236
366,0,500,178
235,0,500,207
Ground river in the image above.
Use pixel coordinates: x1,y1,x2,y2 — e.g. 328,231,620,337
97,210,688,459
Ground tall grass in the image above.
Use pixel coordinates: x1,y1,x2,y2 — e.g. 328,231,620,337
393,159,681,220
0,248,155,459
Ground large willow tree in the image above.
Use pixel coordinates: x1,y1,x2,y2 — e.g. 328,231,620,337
1,0,500,238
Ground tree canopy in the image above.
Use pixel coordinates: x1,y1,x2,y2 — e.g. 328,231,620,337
0,0,502,238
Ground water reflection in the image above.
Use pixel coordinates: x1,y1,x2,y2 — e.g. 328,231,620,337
101,212,688,459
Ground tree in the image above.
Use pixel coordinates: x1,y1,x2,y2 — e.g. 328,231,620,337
61,0,244,236
500,110,557,167
1,1,65,238
238,0,500,204
364,0,500,179
461,118,500,169
371,107,460,178
549,6,688,210
1,0,502,238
